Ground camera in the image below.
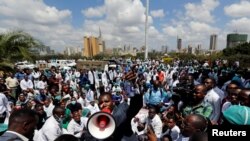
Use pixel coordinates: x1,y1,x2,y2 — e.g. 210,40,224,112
172,82,194,105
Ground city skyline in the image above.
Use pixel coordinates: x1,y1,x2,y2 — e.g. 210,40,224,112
0,0,250,53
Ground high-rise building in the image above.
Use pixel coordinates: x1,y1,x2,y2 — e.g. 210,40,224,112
227,33,248,48
177,37,182,52
188,45,193,54
210,34,217,50
83,28,105,57
195,44,202,55
161,45,168,53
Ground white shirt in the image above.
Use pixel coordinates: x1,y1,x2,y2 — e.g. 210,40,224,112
86,90,94,105
146,114,163,138
77,97,87,108
43,103,55,118
172,80,179,87
38,116,62,141
32,71,41,80
93,71,99,88
5,77,19,88
37,81,47,90
6,130,29,141
161,125,180,141
204,88,221,122
67,117,88,138
131,113,148,135
86,103,100,115
20,79,33,91
108,70,114,81
214,86,225,101
88,71,94,84
0,93,11,114
101,72,108,87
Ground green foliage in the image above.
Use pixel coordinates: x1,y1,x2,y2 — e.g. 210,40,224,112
223,42,250,56
148,52,164,59
0,30,43,63
222,42,250,67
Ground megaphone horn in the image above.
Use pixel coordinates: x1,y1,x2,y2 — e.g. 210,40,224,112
87,111,116,139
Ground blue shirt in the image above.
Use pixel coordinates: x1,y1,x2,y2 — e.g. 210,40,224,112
15,72,25,81
145,88,164,105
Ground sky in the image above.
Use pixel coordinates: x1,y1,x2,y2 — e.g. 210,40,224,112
0,0,249,53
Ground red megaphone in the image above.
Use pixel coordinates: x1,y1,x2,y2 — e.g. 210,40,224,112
98,108,111,130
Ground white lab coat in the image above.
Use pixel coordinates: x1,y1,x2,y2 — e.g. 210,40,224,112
88,71,94,85
94,71,100,88
101,72,108,88
146,114,163,138
36,116,63,141
77,97,87,108
204,88,221,123
86,90,94,106
43,103,55,118
67,117,88,138
86,103,100,115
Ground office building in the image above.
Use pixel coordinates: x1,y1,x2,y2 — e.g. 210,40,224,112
177,37,182,52
209,34,217,50
83,28,105,57
188,45,193,54
227,33,248,48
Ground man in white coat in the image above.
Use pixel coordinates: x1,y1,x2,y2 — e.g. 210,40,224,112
88,70,95,90
43,98,55,118
36,106,67,141
101,70,109,91
145,107,163,139
67,111,88,138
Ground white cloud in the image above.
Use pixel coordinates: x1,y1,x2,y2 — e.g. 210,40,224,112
82,6,105,18
150,9,165,18
160,0,224,50
185,0,219,23
227,17,250,33
124,26,140,33
0,0,231,52
0,0,81,52
189,21,220,34
163,26,178,37
224,1,250,18
0,0,71,24
81,0,163,50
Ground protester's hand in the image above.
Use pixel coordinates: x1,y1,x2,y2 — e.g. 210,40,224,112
147,125,157,141
122,93,128,102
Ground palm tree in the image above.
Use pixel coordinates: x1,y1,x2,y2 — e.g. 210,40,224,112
0,30,42,71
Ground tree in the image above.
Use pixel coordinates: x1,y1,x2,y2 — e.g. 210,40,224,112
222,42,250,67
0,30,42,70
223,42,250,56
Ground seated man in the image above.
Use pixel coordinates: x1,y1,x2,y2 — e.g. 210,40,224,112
20,75,34,94
37,106,67,141
15,93,29,109
67,97,82,114
35,89,48,105
67,111,88,139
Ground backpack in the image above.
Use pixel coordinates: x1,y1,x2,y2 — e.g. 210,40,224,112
149,88,163,99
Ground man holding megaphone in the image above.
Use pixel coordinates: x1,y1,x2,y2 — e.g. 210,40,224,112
87,90,143,141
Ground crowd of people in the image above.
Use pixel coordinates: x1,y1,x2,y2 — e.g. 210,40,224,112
0,58,249,141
